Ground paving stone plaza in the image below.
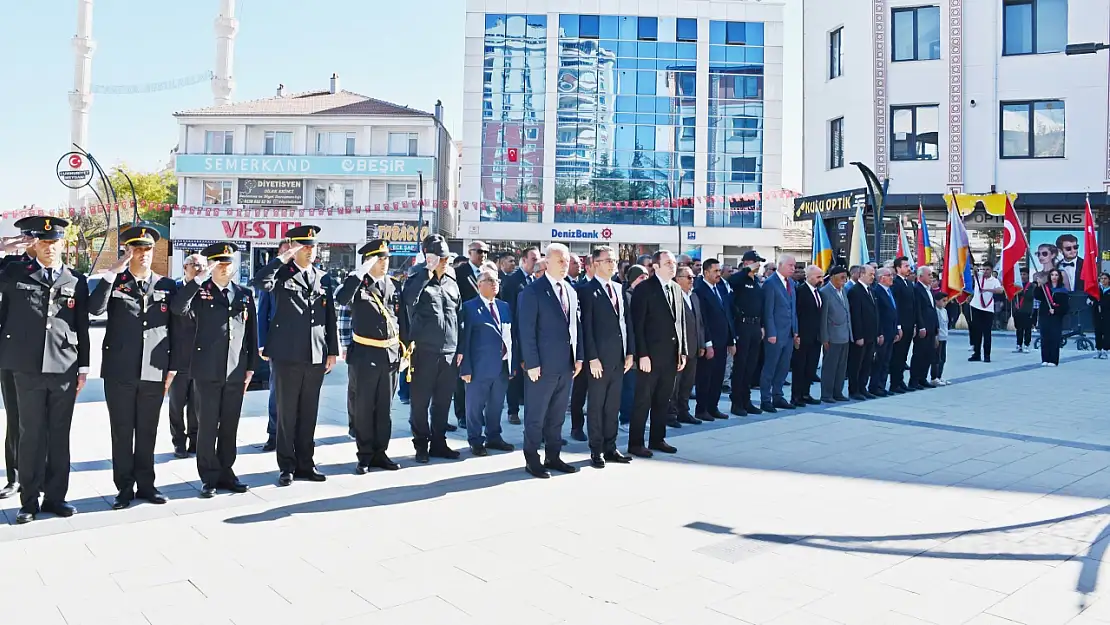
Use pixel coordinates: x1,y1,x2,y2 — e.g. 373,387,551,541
2,329,1109,625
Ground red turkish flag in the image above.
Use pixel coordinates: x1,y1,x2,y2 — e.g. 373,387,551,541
1001,195,1028,299
1082,197,1101,300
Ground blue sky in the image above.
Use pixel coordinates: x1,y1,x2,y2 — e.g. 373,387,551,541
0,0,800,211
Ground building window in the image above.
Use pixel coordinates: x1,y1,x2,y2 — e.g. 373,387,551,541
204,131,233,155
681,117,696,140
387,132,419,156
829,117,845,169
892,6,941,61
313,183,354,208
730,157,758,183
579,15,600,39
890,105,940,161
264,131,293,155
203,180,233,205
676,18,697,42
638,17,657,41
1000,100,1065,158
386,183,418,201
829,28,843,79
1003,0,1067,55
316,131,356,156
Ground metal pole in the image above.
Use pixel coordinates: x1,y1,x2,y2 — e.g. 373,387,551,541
417,171,425,235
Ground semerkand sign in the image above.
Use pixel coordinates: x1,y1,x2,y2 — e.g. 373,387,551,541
175,155,434,178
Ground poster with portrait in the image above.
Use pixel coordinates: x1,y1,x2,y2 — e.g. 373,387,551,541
1029,229,1090,292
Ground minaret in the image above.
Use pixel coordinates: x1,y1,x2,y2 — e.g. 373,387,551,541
69,0,96,208
213,0,238,106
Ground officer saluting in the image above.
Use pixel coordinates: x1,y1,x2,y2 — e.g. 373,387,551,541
171,243,258,498
0,216,90,524
90,225,179,510
252,225,338,486
726,250,766,417
0,217,37,500
335,239,401,474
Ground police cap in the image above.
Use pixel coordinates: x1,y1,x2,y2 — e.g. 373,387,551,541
359,239,390,259
201,242,239,263
286,225,321,245
19,216,68,241
421,234,450,257
120,225,159,247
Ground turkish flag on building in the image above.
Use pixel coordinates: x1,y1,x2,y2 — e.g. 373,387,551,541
1082,196,1100,300
1001,195,1028,299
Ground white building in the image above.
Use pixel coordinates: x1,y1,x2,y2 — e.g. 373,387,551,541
801,0,1110,262
172,74,452,279
460,0,787,266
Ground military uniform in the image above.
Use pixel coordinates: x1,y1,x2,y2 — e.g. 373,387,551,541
400,235,462,463
335,240,401,473
0,216,90,523
171,243,258,496
0,224,33,498
726,252,766,416
252,225,338,485
89,226,178,508
167,276,199,457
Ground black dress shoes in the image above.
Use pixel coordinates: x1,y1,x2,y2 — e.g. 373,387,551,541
429,445,461,460
603,450,632,463
525,462,551,479
355,464,370,475
41,500,76,518
907,383,925,391
968,354,982,362
414,449,430,464
173,446,189,459
773,398,795,410
678,414,701,425
590,453,606,469
0,481,19,499
544,458,579,474
729,403,748,417
508,414,521,425
112,492,133,509
804,396,821,405
869,389,888,397
919,380,936,389
186,439,197,455
628,446,654,458
200,484,217,498
694,411,712,422
370,454,401,470
16,508,35,524
667,418,682,428
220,480,249,494
137,490,169,504
833,395,851,402
278,472,294,486
849,393,868,401
485,439,515,452
445,423,458,432
649,441,678,454
709,408,729,420
744,402,763,414
262,437,277,452
470,444,489,457
294,469,327,482
862,391,879,400
760,403,777,414
570,428,587,442
889,386,906,394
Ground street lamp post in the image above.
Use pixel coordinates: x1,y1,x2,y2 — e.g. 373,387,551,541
1065,42,1110,55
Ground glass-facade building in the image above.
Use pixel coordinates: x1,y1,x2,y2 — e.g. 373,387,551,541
463,1,784,261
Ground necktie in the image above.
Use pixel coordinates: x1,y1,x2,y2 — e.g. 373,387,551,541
606,283,619,314
557,282,568,319
665,283,674,313
526,275,534,285
785,277,792,296
813,285,821,307
714,283,724,306
44,268,54,284
1060,261,1075,268
489,301,500,327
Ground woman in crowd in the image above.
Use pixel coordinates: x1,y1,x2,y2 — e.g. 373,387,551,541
1034,269,1069,367
1092,272,1110,359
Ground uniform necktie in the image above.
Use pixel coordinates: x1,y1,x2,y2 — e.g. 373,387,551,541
44,268,54,284
606,283,619,314
557,282,568,319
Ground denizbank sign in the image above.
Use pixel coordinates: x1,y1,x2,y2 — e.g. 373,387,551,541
175,155,433,178
551,227,613,240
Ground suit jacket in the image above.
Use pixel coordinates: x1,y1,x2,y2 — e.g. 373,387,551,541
912,283,940,338
892,276,921,336
693,279,734,349
795,281,823,344
631,275,687,363
874,284,899,340
89,271,178,382
171,279,258,383
762,273,798,340
458,297,512,380
255,287,277,351
171,278,198,372
0,259,90,374
818,283,852,344
681,291,706,355
518,276,583,374
252,258,339,364
580,278,633,371
847,282,880,342
457,263,481,307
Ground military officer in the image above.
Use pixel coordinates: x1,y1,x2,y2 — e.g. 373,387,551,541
0,217,37,500
171,243,258,497
90,225,179,510
0,216,90,524
168,253,203,458
335,239,401,473
252,225,338,487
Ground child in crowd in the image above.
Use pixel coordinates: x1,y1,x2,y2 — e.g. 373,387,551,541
931,291,950,386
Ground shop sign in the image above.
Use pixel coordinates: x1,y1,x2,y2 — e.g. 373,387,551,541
793,189,865,221
176,155,434,178
550,227,613,240
366,221,430,243
237,179,304,205
222,220,302,240
1030,210,1084,228
171,217,368,244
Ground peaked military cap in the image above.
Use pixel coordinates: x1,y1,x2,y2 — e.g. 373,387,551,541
120,225,159,246
19,216,68,241
202,242,239,263
421,234,450,257
359,239,390,259
287,225,321,245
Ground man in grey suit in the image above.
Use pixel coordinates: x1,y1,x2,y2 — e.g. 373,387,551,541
669,265,705,426
819,266,853,403
760,254,799,413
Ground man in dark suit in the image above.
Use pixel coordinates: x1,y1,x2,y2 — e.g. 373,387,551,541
170,243,257,497
0,218,90,523
0,217,36,500
498,245,541,425
908,266,940,390
871,267,901,396
671,265,705,426
693,259,734,420
630,250,687,457
760,255,799,413
168,253,202,459
791,264,823,406
457,265,515,457
1056,233,1085,292
889,256,920,393
256,238,290,452
580,246,633,468
253,225,338,486
90,226,179,509
569,255,593,441
846,264,879,400
452,240,489,431
518,243,583,479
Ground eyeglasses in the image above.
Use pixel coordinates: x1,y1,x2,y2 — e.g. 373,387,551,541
1038,251,1054,257
1062,245,1079,252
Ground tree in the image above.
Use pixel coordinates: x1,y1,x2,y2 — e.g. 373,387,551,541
79,166,176,232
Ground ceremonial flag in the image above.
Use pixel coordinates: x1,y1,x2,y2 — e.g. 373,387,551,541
896,217,915,266
1000,194,1028,299
849,201,870,266
942,196,974,298
812,209,834,272
1082,196,1101,300
917,202,932,265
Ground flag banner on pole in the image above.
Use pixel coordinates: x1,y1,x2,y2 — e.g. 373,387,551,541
849,201,870,266
917,202,932,266
1000,194,1029,299
943,195,974,299
812,209,834,273
1082,196,1101,300
897,217,915,266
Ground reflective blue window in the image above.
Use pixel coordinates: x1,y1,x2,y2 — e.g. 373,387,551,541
486,14,506,36
560,14,578,38
580,15,600,39
600,15,619,39
677,18,697,42
638,17,658,41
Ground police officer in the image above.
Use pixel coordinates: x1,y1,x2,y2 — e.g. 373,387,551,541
335,239,401,474
726,250,766,417
90,225,179,509
171,243,258,497
253,225,338,486
0,216,90,523
0,217,36,500
168,253,202,458
401,235,462,464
